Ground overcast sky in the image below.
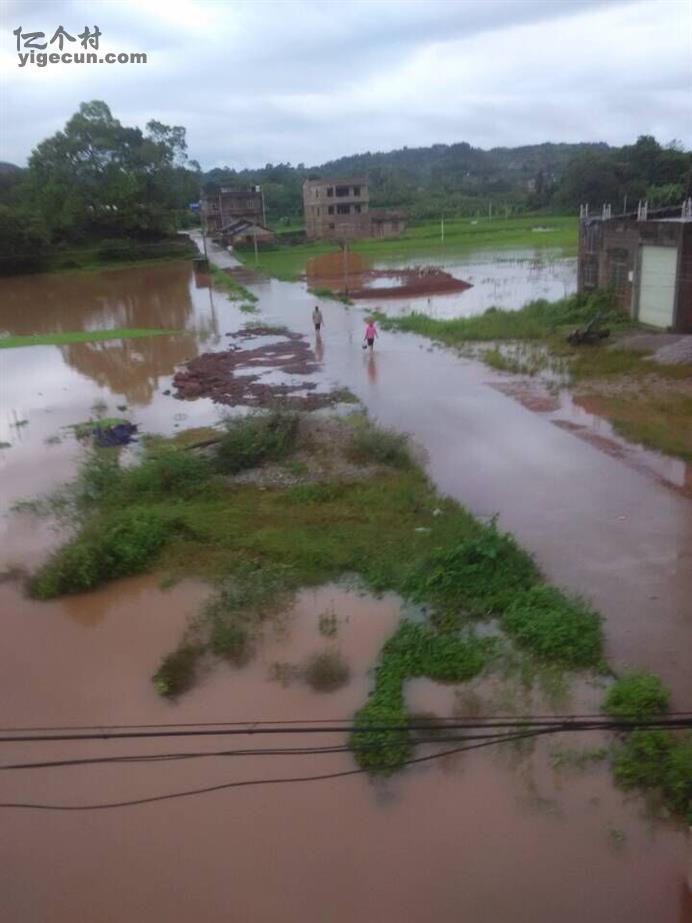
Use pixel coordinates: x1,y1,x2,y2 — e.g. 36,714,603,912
1,0,691,170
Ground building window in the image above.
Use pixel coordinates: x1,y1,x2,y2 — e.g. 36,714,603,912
335,186,349,197
336,203,350,215
328,205,334,215
353,186,361,196
328,223,335,230
327,187,333,197
354,204,361,214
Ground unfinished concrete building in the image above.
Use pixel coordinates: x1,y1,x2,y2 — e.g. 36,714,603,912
202,187,263,236
302,177,406,240
578,202,692,332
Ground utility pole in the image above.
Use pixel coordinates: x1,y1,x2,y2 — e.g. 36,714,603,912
253,226,258,265
441,216,445,243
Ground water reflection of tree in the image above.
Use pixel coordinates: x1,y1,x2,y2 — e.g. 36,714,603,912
0,264,204,404
62,332,198,404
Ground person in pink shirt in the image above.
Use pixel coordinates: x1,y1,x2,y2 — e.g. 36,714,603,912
364,319,378,350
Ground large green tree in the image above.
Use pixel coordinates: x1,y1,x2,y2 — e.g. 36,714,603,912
27,100,199,241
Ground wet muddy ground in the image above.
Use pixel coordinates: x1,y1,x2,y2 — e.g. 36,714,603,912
1,240,690,921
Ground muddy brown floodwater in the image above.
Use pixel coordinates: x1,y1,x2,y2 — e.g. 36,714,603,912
1,246,691,922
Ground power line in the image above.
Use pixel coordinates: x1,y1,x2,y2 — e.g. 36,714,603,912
0,729,544,812
1,714,690,744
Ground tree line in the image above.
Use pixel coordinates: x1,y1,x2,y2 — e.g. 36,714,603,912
1,99,690,274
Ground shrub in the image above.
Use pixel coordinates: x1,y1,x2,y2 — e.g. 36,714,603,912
348,424,412,469
501,585,602,667
29,508,170,598
124,448,212,500
603,671,670,719
303,650,350,691
612,730,692,823
215,412,299,474
407,521,539,617
153,643,203,697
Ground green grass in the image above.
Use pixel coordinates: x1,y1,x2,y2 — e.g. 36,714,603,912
602,671,670,718
308,287,353,305
501,585,603,668
214,412,299,474
209,263,258,302
611,730,692,823
347,420,413,469
0,329,180,349
236,215,578,281
24,236,199,277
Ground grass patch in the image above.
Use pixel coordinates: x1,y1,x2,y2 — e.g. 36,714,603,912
611,730,692,823
351,621,497,773
501,585,603,667
72,417,128,439
348,420,412,468
406,521,539,619
209,263,258,303
0,329,180,349
308,287,353,305
236,215,577,281
303,650,350,691
28,507,172,599
602,671,670,719
215,412,299,474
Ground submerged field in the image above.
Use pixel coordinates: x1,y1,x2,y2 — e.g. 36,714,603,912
238,215,578,281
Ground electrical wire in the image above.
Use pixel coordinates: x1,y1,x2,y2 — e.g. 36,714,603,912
1,714,691,744
0,729,544,812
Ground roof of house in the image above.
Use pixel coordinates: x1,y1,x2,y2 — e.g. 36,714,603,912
302,176,368,187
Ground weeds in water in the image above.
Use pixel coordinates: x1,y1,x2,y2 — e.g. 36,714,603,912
29,508,172,599
318,607,338,637
350,621,496,773
215,411,299,474
602,671,670,718
303,650,350,691
239,303,258,314
501,585,603,667
153,643,203,698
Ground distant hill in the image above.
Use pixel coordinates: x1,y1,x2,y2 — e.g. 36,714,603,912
205,140,615,221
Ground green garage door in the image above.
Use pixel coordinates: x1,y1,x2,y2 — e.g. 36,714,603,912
639,246,677,328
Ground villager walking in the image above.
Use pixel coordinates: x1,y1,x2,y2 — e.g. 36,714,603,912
364,319,378,350
312,305,324,332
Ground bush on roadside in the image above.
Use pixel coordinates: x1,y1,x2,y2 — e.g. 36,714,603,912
214,412,299,474
348,423,412,468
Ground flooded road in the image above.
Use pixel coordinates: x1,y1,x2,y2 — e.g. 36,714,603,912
1,249,690,921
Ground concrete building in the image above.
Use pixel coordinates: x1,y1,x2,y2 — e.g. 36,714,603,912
302,177,406,240
202,187,263,236
578,202,692,332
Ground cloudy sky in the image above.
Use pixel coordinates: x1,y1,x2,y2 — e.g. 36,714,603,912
1,0,690,170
